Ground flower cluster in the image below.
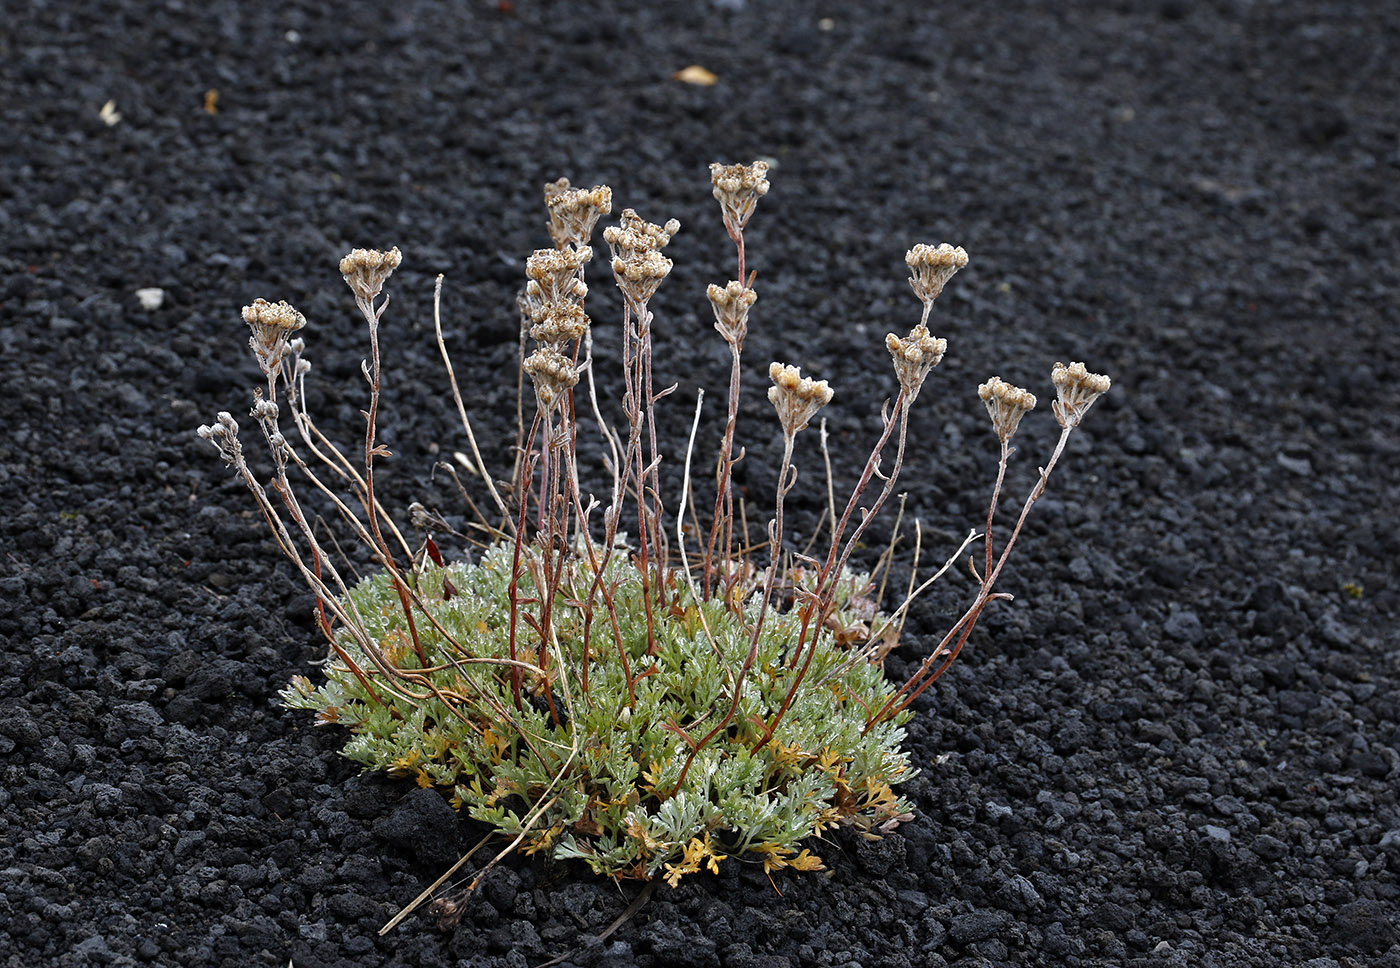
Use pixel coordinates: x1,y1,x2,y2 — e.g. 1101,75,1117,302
707,280,757,349
886,324,947,401
711,160,770,234
906,242,968,307
1052,361,1112,428
979,376,1038,442
768,362,834,437
544,178,613,249
604,209,680,319
241,297,306,373
340,246,402,303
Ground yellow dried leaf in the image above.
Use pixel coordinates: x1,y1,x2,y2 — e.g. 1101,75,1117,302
673,65,718,86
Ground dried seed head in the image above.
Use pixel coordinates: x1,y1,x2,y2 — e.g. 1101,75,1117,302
611,249,673,316
543,177,572,202
768,362,833,437
242,297,306,345
905,243,968,306
603,209,681,260
885,324,948,401
707,281,757,348
978,376,1037,443
339,247,402,302
242,297,307,371
196,411,243,466
544,179,613,249
1051,361,1111,428
528,301,589,348
710,161,770,233
251,397,279,422
525,246,592,304
523,347,579,415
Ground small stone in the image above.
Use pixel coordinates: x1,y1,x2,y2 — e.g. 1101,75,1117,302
1095,901,1134,932
135,288,165,311
1251,834,1288,861
996,874,1042,913
1164,608,1203,644
949,911,1009,944
1202,825,1231,843
374,787,464,866
0,707,41,747
1331,899,1397,953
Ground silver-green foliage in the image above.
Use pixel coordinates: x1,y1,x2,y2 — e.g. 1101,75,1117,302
281,539,913,884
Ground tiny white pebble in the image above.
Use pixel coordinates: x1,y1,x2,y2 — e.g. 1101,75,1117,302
135,287,165,311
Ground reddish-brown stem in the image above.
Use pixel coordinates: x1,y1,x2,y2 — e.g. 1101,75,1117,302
672,432,794,794
703,339,743,601
359,295,428,667
571,466,637,707
872,426,1076,726
733,225,746,297
535,414,556,673
869,594,999,727
757,394,914,748
618,303,658,654
788,389,907,672
703,222,749,603
507,410,544,711
986,439,1009,582
641,321,668,610
536,411,551,534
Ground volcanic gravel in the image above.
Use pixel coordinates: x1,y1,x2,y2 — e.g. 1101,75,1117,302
3,2,1399,966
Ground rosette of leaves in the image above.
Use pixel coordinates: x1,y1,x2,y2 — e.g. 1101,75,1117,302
281,538,914,885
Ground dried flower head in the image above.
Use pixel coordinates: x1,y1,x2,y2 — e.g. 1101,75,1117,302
711,161,770,233
526,246,592,305
707,281,757,348
1051,361,1111,428
545,179,613,249
523,347,580,415
242,297,307,371
543,177,572,202
885,324,948,401
978,376,1037,443
905,243,968,306
242,297,306,346
603,209,681,260
340,247,403,302
768,362,833,437
612,249,673,317
528,302,589,348
196,411,243,466
251,397,279,422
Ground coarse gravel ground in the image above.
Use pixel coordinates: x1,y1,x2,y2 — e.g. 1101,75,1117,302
2,2,1398,966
